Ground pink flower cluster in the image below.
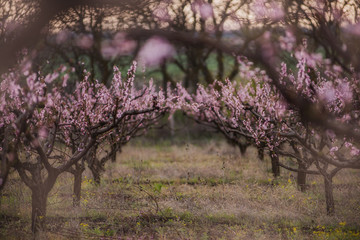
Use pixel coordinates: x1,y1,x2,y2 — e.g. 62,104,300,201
138,37,175,67
0,61,175,162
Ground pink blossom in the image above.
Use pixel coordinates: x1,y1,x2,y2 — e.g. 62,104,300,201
38,127,48,139
338,81,352,103
113,32,136,55
294,50,323,68
56,30,71,45
62,74,69,87
76,34,93,49
153,5,171,21
101,33,136,59
199,3,213,20
318,81,336,103
191,2,214,20
329,147,338,157
138,37,174,67
21,60,32,76
332,65,343,73
252,0,284,21
350,147,360,156
279,30,296,51
44,72,59,83
345,22,360,36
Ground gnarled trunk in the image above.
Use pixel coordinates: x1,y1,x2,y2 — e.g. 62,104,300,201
324,175,335,215
270,153,280,177
73,167,83,207
297,161,307,192
257,147,264,161
31,187,48,239
111,143,118,163
91,168,101,185
238,143,248,156
17,164,59,239
86,146,102,185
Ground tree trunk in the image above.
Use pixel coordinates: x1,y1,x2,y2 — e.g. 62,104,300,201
17,161,59,239
73,170,82,207
111,144,117,163
238,143,248,156
270,153,280,177
31,187,48,239
91,167,101,185
257,147,264,161
324,175,335,215
72,161,85,207
297,161,307,192
169,114,175,138
87,146,101,185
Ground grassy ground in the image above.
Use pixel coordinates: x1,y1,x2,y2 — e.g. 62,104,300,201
1,140,360,239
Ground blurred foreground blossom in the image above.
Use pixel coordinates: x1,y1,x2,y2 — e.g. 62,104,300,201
138,36,174,67
345,22,360,36
5,21,21,35
294,51,323,68
38,127,48,139
252,0,284,21
318,81,336,103
56,30,71,45
76,34,94,49
153,4,171,22
192,2,213,20
279,30,296,51
101,32,136,59
199,3,213,20
20,60,32,76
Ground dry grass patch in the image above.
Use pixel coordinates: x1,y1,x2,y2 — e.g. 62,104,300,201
1,140,360,239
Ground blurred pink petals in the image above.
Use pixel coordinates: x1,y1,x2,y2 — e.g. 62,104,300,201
153,5,171,21
38,127,48,139
101,32,136,59
192,2,213,20
138,36,174,67
56,30,71,45
279,30,296,51
76,34,93,49
252,0,284,21
345,22,360,36
199,3,213,20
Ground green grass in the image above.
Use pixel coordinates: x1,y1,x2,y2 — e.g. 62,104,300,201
1,140,360,239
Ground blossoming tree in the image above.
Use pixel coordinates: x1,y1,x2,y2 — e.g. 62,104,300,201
69,64,174,206
0,61,175,237
181,41,360,214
